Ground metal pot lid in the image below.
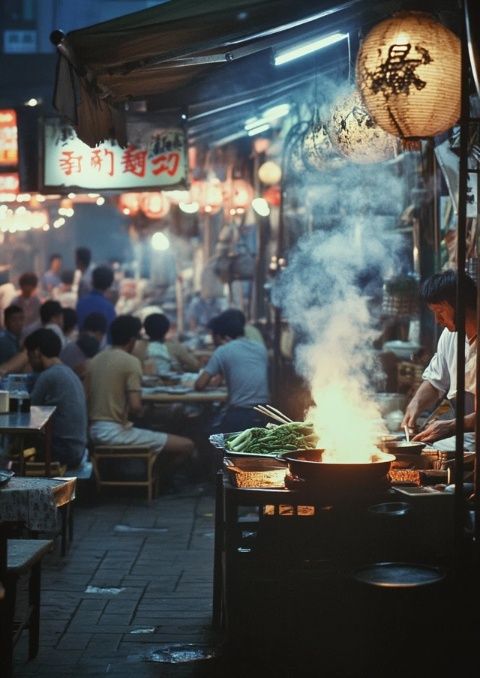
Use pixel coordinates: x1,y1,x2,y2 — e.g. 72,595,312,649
352,562,446,588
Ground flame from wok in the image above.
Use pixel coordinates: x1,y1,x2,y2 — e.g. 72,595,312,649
308,381,384,463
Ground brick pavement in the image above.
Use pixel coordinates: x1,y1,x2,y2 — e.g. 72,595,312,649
12,483,223,678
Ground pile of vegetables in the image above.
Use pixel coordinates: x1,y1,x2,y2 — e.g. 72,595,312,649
225,422,318,455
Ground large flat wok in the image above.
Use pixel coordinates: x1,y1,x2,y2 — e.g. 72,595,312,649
279,449,395,495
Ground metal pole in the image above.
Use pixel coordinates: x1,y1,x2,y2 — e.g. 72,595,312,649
455,0,470,558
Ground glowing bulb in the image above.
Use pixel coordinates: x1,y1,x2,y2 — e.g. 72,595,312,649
96,197,105,206
252,197,271,217
25,98,39,107
68,192,76,199
151,231,170,251
179,201,199,214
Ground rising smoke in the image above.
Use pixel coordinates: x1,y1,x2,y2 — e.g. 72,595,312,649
273,120,407,461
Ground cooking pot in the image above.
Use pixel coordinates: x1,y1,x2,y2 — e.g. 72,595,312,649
278,449,395,496
377,439,426,455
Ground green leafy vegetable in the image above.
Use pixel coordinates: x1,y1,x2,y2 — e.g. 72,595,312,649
225,421,318,455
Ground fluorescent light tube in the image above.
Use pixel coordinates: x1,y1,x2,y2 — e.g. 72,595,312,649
274,32,348,66
247,123,271,136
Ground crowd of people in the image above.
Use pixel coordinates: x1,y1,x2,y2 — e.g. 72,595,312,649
0,247,271,488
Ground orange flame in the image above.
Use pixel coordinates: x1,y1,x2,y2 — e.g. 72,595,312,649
308,382,384,463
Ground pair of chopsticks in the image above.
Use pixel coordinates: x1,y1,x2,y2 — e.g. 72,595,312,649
253,404,293,424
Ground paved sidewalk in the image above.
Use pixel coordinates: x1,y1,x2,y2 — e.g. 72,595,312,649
13,483,221,677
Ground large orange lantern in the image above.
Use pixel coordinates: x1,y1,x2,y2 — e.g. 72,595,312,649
118,192,141,215
326,90,398,164
191,179,223,214
140,192,170,219
224,179,254,211
356,11,460,143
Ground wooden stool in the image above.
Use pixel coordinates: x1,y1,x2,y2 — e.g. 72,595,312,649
91,445,158,502
1,539,53,678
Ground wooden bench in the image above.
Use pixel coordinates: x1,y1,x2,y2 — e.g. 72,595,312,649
91,445,158,502
0,539,53,677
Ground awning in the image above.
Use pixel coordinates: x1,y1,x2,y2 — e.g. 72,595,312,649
51,0,406,146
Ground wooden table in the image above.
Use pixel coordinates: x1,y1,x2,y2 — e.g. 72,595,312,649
0,476,76,532
142,387,227,404
0,406,56,477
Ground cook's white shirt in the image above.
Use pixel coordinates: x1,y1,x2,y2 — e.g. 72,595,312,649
422,328,476,452
422,328,476,401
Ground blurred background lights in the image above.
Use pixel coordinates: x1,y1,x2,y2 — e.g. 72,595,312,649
151,231,170,251
252,197,271,217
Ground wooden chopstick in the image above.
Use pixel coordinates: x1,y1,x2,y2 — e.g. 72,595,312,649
264,405,293,423
254,405,291,425
253,405,287,424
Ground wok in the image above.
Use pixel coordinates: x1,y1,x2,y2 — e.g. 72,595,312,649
377,439,426,455
278,448,395,494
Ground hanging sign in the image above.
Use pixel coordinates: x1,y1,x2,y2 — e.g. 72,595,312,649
0,109,18,166
43,116,187,191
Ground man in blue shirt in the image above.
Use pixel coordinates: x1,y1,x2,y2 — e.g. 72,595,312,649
195,309,269,433
25,328,87,469
40,253,62,295
76,265,116,333
0,305,24,363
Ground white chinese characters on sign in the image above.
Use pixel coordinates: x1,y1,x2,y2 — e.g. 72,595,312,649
43,118,187,190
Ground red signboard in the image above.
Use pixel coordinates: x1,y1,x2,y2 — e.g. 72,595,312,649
0,109,18,166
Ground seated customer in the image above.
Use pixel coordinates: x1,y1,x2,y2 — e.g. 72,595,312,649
24,328,88,469
60,312,106,380
23,299,66,347
76,265,116,333
86,315,194,469
134,313,200,374
0,305,24,363
12,272,41,328
194,309,270,433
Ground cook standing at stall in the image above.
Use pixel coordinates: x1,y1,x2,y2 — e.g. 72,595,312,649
402,270,476,450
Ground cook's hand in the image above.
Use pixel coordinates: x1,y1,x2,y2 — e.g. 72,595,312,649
412,419,455,444
401,403,420,431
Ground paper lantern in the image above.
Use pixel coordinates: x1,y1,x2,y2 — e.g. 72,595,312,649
224,179,254,211
301,120,334,171
140,192,170,219
356,11,460,143
258,161,282,185
263,185,281,207
190,179,223,214
118,192,141,215
326,90,398,164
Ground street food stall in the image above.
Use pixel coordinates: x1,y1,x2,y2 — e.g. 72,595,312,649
46,1,480,674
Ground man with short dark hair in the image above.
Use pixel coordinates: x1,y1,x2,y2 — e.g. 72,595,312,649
403,270,477,450
195,309,270,432
60,312,106,380
86,315,194,468
12,272,41,327
0,305,24,363
76,265,116,332
75,247,94,300
24,328,87,469
40,253,62,294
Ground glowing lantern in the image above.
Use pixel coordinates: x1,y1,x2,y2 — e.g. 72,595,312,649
258,161,282,185
326,90,398,164
140,192,170,219
226,179,255,210
191,179,223,214
356,11,460,143
263,185,281,207
118,192,141,215
302,120,335,171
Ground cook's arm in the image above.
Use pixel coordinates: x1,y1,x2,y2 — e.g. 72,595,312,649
413,411,476,443
402,380,443,430
195,370,212,391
